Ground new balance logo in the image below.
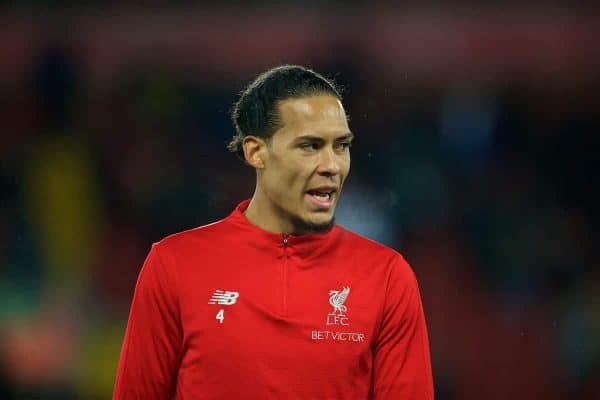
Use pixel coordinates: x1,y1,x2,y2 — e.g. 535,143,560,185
208,290,240,305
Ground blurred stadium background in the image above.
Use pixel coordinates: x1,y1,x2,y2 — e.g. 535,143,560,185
0,3,598,399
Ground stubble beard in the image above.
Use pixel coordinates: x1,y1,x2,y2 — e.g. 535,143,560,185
290,214,335,235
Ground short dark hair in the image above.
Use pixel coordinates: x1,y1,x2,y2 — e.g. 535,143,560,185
228,65,342,160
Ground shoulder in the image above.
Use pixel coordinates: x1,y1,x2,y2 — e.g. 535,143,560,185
139,218,233,283
164,217,232,244
153,217,232,255
335,225,404,263
335,225,416,282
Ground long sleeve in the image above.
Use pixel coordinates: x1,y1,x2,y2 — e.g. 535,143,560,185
113,243,182,399
370,255,434,399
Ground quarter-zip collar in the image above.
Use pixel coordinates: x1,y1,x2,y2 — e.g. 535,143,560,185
226,199,342,261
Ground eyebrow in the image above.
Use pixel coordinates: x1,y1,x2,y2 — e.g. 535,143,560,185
294,132,354,143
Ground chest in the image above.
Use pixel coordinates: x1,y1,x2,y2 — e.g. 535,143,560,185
176,253,386,381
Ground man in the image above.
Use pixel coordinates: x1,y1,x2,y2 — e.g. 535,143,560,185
113,65,434,399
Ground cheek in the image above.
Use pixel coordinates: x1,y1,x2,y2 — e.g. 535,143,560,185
339,157,351,179
267,161,306,198
281,161,310,188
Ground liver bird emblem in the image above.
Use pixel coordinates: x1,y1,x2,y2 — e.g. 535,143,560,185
329,287,350,314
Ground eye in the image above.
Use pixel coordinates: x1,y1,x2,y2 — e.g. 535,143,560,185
336,141,352,151
300,143,320,151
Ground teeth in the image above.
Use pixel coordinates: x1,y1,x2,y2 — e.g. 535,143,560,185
314,192,330,200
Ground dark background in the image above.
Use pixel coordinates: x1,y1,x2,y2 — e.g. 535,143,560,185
0,3,598,399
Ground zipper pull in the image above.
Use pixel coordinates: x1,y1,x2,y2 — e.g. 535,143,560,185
283,234,289,248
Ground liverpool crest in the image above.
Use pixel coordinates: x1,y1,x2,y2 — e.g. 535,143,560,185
327,287,350,326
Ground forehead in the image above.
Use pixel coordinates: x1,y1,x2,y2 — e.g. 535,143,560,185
276,95,349,136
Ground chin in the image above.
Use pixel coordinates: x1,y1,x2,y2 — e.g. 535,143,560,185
291,214,335,234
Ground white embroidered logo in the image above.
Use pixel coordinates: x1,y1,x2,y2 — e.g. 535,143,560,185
208,290,240,305
311,286,365,341
327,286,350,326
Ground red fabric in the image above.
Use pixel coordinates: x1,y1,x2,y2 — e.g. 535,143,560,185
113,200,433,399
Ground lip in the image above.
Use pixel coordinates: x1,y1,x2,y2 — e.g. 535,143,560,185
307,185,338,193
305,190,336,210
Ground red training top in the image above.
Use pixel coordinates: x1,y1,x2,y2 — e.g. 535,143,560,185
113,200,434,399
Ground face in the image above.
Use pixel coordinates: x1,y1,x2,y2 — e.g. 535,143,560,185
257,94,352,234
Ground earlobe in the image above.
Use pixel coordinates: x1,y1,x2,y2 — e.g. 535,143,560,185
242,136,266,169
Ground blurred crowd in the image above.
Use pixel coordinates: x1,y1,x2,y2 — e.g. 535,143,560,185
0,7,599,400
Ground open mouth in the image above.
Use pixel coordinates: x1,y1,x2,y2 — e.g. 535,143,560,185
307,190,333,201
306,189,337,209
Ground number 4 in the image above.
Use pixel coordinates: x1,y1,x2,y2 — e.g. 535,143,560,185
216,309,225,324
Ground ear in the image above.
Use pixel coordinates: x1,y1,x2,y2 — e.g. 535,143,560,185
242,135,267,169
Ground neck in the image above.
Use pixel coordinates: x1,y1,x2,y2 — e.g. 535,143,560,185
244,188,295,235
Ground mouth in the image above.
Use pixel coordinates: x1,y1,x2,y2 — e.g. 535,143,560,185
305,187,337,210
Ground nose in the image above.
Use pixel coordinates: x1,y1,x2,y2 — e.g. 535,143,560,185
317,147,341,177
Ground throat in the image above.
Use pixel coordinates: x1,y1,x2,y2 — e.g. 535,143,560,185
243,196,298,234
